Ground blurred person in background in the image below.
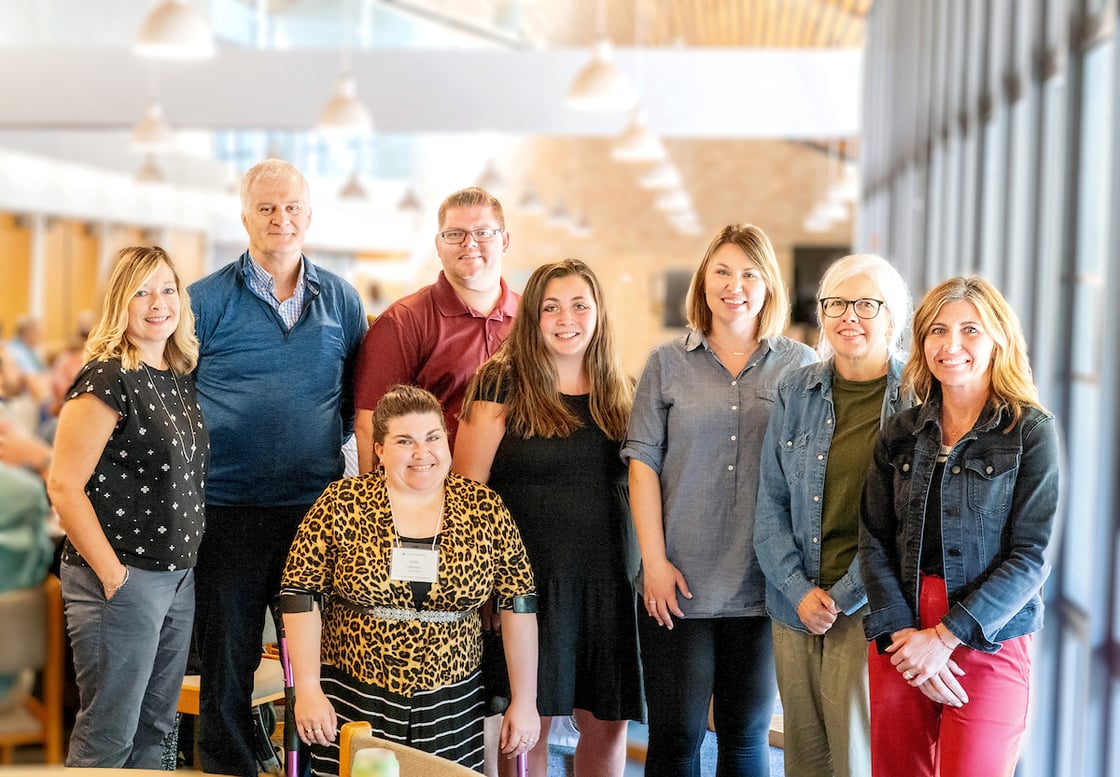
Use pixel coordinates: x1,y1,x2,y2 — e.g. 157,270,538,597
0,348,55,712
755,254,913,777
860,276,1059,777
455,259,642,777
48,246,208,769
622,224,817,777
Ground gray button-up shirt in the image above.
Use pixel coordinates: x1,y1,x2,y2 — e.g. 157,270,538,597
622,330,817,618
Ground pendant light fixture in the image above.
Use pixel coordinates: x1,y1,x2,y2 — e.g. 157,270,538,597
131,99,174,150
476,159,505,193
338,168,369,200
612,5,661,161
398,187,421,212
319,1,373,134
318,73,373,133
517,185,543,214
135,154,166,184
612,108,665,162
135,0,215,59
546,199,573,229
567,0,634,112
639,160,682,191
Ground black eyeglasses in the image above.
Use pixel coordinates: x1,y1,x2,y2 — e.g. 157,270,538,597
819,297,885,319
437,228,503,245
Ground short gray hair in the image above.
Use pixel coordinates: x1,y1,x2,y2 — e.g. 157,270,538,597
816,253,912,359
240,159,310,215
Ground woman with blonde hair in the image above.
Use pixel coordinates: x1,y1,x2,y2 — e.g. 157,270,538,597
860,276,1059,776
48,246,208,768
623,225,817,777
455,258,641,777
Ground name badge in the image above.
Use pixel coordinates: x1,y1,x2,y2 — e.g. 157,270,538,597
390,547,439,583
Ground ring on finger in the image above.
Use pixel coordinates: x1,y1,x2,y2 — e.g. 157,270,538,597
903,670,913,680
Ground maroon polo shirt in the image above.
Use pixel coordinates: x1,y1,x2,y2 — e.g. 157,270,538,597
354,271,519,447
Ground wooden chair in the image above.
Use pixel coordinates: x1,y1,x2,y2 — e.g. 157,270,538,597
339,721,483,777
0,574,65,764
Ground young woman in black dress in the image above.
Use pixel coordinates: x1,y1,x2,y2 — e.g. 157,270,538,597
455,259,641,777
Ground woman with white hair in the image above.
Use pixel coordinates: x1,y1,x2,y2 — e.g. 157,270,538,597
755,254,912,777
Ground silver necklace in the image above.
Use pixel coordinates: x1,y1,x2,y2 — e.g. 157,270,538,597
142,364,198,464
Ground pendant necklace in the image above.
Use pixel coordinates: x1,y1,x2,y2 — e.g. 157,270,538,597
142,363,198,464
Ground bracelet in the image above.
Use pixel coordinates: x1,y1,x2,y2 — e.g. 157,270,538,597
104,566,130,593
933,624,957,651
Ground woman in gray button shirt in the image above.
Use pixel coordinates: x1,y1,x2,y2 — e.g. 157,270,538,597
622,224,817,777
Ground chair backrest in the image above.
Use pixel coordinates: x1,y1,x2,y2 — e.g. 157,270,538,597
0,574,64,764
0,584,48,674
339,721,483,777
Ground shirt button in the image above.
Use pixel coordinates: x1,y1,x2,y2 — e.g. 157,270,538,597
731,405,738,411
817,454,824,460
812,495,820,502
902,463,910,472
985,465,994,474
730,435,737,441
727,465,734,471
786,440,794,447
826,418,833,424
951,465,961,474
731,380,737,386
812,537,819,543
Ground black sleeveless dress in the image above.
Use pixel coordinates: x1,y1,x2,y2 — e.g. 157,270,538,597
487,393,643,720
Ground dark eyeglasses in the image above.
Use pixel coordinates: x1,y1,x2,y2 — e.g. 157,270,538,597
437,228,503,245
819,297,885,319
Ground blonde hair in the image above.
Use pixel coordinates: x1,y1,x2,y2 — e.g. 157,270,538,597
461,259,633,440
437,187,505,230
903,275,1042,428
85,246,198,374
686,224,790,339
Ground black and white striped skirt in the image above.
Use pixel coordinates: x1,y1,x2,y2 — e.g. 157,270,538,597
310,664,486,776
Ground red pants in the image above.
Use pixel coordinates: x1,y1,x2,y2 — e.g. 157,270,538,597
867,575,1032,777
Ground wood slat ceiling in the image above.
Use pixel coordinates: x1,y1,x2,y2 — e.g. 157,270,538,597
405,0,873,49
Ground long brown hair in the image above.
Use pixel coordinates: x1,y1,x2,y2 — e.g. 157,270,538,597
686,223,790,339
903,275,1043,428
85,246,198,373
461,259,633,440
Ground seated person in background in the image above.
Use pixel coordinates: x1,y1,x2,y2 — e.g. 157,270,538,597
0,462,54,708
280,385,540,776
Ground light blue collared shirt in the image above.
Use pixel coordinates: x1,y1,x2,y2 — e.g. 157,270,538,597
242,253,308,330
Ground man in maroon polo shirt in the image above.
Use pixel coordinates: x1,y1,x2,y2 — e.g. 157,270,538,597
353,186,519,473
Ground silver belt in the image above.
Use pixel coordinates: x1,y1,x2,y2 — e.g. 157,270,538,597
339,599,474,624
368,606,473,623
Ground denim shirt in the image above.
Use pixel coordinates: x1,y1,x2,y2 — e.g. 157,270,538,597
859,394,1060,653
755,356,910,632
622,331,817,618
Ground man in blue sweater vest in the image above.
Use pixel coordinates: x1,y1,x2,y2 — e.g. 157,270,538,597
188,159,367,777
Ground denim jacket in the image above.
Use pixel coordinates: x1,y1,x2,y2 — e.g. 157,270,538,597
755,356,910,633
859,393,1060,653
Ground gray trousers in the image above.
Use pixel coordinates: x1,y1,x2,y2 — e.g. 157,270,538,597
62,560,194,768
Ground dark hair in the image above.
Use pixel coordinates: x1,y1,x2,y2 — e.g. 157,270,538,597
372,384,445,445
461,259,633,440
